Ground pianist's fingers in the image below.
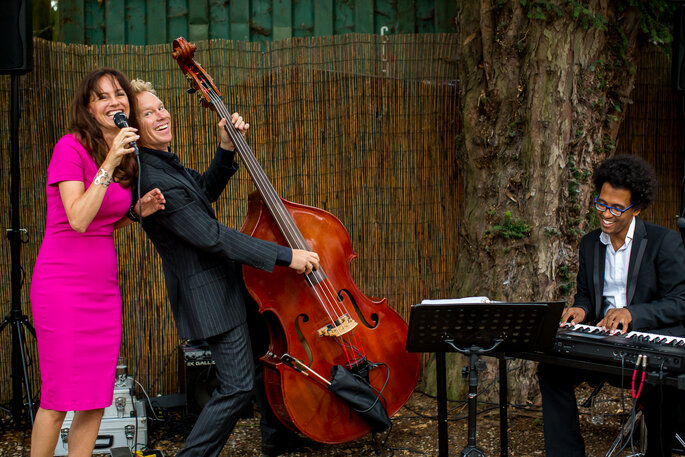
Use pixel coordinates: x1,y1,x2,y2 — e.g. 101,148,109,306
598,308,632,334
560,306,586,326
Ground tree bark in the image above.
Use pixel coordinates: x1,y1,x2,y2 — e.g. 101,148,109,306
426,0,645,403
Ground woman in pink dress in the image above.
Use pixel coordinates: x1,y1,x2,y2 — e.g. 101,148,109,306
30,68,165,457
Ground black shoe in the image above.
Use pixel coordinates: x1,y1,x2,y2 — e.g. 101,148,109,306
261,434,324,456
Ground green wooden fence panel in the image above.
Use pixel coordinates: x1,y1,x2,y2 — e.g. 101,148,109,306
209,0,229,40
230,0,250,42
147,0,168,44
105,0,125,44
252,0,273,45
396,0,416,34
168,0,189,42
60,0,84,43
355,0,374,34
435,0,456,32
293,0,313,37
127,0,147,45
85,0,104,44
61,0,457,44
334,0,354,35
314,0,334,37
188,0,209,42
416,0,435,34
273,0,293,42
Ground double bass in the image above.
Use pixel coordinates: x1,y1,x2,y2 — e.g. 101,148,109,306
172,37,420,444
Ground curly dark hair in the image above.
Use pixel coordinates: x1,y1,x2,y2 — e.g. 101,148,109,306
592,154,657,210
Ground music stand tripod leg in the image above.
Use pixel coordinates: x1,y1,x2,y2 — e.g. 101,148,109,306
460,351,486,457
499,357,508,457
436,352,449,457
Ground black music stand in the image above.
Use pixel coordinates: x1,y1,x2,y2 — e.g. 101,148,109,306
406,300,564,457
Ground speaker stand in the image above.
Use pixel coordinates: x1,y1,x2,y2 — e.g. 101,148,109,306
0,73,36,425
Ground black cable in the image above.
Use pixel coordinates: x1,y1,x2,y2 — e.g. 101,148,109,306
147,345,178,395
133,153,143,382
132,153,143,456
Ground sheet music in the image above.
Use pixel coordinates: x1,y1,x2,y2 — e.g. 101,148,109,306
421,296,492,305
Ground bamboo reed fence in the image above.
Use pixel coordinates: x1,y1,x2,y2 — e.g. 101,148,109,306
0,37,682,408
0,34,460,403
614,46,685,229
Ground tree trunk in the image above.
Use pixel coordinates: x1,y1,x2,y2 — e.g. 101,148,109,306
425,0,646,403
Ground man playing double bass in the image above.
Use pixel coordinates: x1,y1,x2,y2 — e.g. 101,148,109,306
128,79,321,457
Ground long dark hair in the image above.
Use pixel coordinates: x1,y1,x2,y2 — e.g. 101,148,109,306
68,68,138,188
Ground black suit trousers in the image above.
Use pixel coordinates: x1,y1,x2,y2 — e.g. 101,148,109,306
538,362,684,457
177,323,255,457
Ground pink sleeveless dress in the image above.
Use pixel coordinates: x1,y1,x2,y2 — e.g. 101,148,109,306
31,134,131,411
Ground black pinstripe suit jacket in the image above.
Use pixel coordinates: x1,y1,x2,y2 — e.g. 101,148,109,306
138,146,279,340
574,218,685,336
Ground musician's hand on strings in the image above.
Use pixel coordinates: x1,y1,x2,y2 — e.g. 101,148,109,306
560,307,586,327
598,308,632,334
219,113,249,151
290,249,320,275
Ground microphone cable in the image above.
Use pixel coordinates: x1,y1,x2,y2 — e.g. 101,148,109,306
114,111,145,455
129,150,145,457
133,151,144,386
113,111,145,386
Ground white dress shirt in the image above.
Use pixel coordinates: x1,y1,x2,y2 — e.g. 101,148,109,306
599,217,636,315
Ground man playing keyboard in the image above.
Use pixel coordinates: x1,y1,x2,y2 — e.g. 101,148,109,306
538,155,685,457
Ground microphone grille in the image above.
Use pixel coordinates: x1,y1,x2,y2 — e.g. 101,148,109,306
113,112,128,128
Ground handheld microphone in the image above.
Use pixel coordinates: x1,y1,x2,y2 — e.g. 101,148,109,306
113,112,139,156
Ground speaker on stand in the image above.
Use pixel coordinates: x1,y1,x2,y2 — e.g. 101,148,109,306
179,342,217,415
0,0,33,75
0,0,36,426
179,342,254,419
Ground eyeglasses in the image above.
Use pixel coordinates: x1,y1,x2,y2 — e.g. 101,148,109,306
594,195,633,217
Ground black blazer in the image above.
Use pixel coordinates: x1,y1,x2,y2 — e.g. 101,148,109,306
138,146,280,340
574,218,685,336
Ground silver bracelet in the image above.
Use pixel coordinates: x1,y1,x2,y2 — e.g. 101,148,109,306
94,168,112,188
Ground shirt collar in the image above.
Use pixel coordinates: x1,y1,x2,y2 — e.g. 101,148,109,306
599,216,636,247
140,145,183,166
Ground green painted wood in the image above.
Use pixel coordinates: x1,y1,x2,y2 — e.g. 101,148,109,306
292,0,312,37
85,0,104,45
60,0,84,43
396,0,415,33
64,0,454,45
189,24,209,42
435,0,457,33
314,0,333,36
127,0,147,45
416,0,434,34
355,0,373,34
209,0,230,39
168,0,189,41
188,0,208,42
147,0,168,44
105,0,125,44
252,0,272,45
334,0,354,35
230,0,250,42
273,0,292,42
